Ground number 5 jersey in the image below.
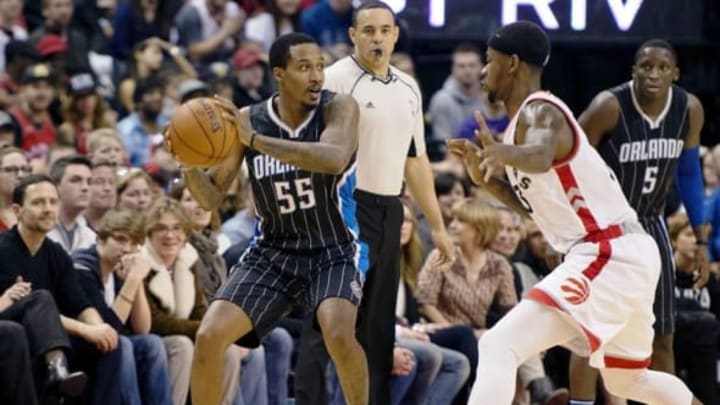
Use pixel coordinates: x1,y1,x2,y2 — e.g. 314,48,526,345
597,81,690,219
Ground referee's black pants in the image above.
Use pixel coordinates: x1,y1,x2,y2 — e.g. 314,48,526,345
354,191,403,404
294,190,402,404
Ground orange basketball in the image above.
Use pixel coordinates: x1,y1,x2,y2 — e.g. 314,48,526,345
166,97,238,168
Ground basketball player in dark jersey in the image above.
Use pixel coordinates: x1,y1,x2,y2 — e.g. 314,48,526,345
178,33,369,405
568,39,709,405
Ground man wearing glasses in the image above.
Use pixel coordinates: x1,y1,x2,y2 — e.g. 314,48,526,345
0,145,31,232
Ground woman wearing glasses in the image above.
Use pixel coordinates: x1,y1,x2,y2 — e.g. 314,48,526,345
0,146,31,232
140,198,244,405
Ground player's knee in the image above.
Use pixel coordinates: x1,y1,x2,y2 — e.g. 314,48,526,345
477,327,506,353
322,326,356,354
600,368,640,397
195,319,231,353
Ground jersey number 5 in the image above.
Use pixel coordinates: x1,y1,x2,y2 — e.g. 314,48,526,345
274,178,317,214
642,166,658,194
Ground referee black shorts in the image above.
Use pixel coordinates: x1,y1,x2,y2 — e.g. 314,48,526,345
639,215,675,335
214,242,363,348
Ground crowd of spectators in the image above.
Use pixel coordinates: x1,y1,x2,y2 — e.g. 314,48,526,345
0,0,718,404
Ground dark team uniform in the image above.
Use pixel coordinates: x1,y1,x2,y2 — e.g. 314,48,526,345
596,81,690,334
215,90,362,347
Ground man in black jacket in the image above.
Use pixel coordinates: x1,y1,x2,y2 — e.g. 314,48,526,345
0,174,121,405
0,284,87,404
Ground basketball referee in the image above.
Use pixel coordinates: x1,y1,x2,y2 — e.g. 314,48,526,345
294,2,455,404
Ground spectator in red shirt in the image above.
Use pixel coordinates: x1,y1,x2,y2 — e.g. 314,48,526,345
9,63,56,168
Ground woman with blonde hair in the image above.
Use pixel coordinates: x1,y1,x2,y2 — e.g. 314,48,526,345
140,198,244,405
396,201,474,405
417,198,567,404
87,128,128,167
117,168,155,212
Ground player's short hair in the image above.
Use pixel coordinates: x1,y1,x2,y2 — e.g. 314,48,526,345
12,174,57,205
487,21,551,68
49,154,91,183
352,1,397,27
635,38,677,65
96,209,144,245
451,198,501,248
269,33,317,70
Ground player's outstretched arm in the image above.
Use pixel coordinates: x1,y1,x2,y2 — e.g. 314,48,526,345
183,142,246,211
578,91,620,147
215,94,359,175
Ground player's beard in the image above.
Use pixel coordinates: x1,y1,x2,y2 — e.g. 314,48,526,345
301,101,316,112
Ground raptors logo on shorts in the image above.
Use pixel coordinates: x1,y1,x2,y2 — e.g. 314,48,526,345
561,276,590,305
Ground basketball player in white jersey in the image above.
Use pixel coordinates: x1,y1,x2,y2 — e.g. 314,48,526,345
448,21,701,405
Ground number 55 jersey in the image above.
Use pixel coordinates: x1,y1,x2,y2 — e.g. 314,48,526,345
245,90,359,251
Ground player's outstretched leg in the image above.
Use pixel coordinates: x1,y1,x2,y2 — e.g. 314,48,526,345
191,300,254,405
600,367,700,405
316,297,368,405
569,353,600,403
468,300,579,404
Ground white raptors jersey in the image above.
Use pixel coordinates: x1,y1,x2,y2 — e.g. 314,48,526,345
504,91,638,254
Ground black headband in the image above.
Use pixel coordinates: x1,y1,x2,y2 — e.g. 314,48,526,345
487,28,550,68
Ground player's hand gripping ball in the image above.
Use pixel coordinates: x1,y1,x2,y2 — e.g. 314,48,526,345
164,97,239,168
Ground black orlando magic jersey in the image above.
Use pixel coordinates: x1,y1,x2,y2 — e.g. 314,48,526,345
597,82,690,218
245,90,358,251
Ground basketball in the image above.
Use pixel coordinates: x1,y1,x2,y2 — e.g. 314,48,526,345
166,97,238,168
